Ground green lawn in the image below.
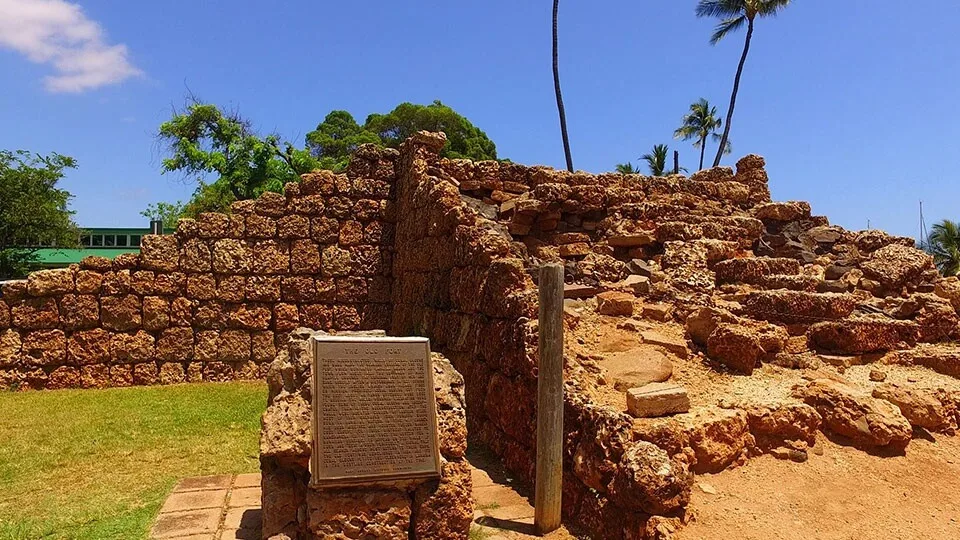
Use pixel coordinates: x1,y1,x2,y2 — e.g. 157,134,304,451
0,382,266,540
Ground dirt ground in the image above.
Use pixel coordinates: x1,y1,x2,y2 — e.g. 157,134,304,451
678,434,960,540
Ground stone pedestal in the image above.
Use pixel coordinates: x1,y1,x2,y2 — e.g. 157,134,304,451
259,329,472,540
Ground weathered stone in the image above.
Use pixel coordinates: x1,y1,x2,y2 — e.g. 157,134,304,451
260,393,312,458
101,295,142,332
794,379,912,451
157,327,194,362
12,297,60,330
808,319,919,354
59,294,99,330
307,488,410,540
0,329,22,367
707,323,787,375
111,331,155,364
872,383,956,433
596,291,634,316
861,244,935,292
413,460,473,540
21,329,66,366
626,383,690,418
27,268,74,296
608,441,693,515
140,235,179,272
212,239,253,274
640,330,688,358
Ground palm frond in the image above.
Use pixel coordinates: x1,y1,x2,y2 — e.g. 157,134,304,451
696,0,746,19
926,219,960,276
640,144,669,176
710,15,747,44
757,0,792,18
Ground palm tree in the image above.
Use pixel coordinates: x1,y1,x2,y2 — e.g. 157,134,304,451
615,162,641,174
674,98,724,171
553,0,574,172
641,144,670,176
926,220,960,276
696,0,791,167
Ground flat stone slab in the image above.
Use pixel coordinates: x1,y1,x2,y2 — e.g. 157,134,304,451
174,475,233,492
151,473,262,540
160,489,228,513
228,486,261,508
150,508,222,538
626,382,690,418
641,330,689,358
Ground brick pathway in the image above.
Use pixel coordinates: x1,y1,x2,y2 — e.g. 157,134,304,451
152,454,575,540
150,473,261,540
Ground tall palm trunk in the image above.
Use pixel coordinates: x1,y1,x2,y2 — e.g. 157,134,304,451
713,17,753,168
553,0,574,172
698,135,707,170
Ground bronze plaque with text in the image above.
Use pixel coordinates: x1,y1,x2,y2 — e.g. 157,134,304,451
310,336,441,486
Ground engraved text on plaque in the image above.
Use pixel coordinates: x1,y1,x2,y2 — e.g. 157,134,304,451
310,336,441,486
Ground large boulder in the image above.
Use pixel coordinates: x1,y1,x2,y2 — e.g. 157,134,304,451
794,379,912,451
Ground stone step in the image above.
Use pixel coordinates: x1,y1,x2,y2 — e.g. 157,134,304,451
714,257,802,285
740,290,857,324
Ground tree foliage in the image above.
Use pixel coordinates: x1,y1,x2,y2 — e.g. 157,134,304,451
140,201,186,230
153,99,498,219
641,144,671,176
674,98,728,171
615,162,641,174
927,219,960,276
157,101,318,212
0,150,80,278
305,101,498,169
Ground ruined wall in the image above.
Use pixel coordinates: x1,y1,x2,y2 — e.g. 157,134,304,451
0,146,398,390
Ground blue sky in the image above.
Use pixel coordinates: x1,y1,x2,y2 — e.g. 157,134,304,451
1,1,958,239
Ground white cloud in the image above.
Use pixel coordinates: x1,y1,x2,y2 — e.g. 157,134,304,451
0,0,141,92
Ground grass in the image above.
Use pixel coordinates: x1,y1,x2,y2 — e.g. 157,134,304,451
0,382,266,540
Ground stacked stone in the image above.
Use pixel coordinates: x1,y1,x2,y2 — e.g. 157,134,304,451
0,147,397,390
259,329,471,539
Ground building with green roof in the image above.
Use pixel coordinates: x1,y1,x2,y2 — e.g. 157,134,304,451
28,226,173,269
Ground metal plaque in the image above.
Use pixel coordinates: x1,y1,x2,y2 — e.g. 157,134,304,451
310,336,441,486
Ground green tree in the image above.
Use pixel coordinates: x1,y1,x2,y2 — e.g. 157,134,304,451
362,101,497,161
615,162,641,174
157,101,318,204
697,0,791,167
0,150,80,278
304,110,381,172
926,220,960,276
553,0,574,172
674,98,727,171
641,144,671,176
140,201,186,230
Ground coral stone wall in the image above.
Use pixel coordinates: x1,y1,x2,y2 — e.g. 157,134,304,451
0,146,398,390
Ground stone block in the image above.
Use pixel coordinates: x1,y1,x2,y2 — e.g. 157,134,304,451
289,239,322,274
212,239,253,274
140,235,179,272
216,275,247,302
12,297,60,330
626,383,690,418
157,327,194,362
68,328,111,365
27,268,74,296
277,214,310,239
180,238,213,272
110,331,155,364
250,240,290,275
0,329,22,368
101,295,142,332
153,272,186,296
142,296,170,331
75,270,103,294
596,291,634,316
59,294,99,330
21,329,67,367
245,276,281,302
101,270,131,295
186,274,216,300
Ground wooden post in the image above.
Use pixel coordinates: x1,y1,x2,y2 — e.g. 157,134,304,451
673,150,680,175
535,263,564,534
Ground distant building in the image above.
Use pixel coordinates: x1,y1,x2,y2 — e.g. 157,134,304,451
28,226,172,269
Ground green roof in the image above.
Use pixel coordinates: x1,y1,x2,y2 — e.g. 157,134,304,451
32,248,141,267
